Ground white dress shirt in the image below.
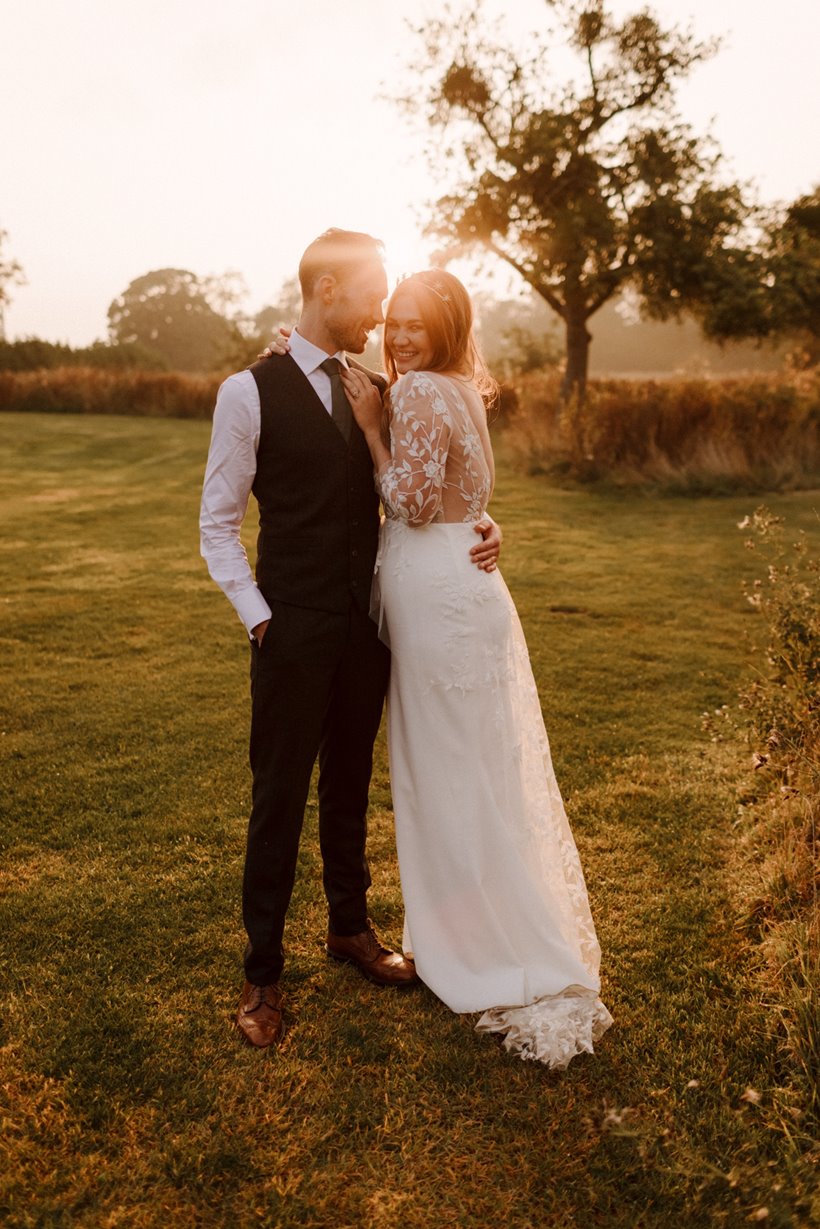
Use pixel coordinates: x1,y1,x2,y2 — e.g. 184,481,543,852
199,330,352,636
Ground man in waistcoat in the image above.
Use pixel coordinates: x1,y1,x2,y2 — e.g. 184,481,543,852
200,229,501,1048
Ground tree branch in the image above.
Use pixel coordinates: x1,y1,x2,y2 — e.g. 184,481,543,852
486,240,565,318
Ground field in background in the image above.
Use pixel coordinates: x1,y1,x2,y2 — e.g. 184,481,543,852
2,365,820,494
1,412,818,1228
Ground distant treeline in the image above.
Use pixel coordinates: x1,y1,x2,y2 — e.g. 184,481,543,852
478,296,789,381
2,293,791,380
0,337,168,371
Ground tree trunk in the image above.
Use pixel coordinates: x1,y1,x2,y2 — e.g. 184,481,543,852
560,313,591,402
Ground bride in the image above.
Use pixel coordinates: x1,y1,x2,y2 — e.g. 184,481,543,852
339,270,612,1068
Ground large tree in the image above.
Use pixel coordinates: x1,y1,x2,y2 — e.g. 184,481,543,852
107,268,244,372
404,0,760,397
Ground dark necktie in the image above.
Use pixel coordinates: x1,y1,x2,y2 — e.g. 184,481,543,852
319,357,353,443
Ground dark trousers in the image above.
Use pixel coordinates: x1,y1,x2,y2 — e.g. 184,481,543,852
242,598,390,985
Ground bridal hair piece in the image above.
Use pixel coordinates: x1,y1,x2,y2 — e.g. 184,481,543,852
398,271,455,307
417,277,451,305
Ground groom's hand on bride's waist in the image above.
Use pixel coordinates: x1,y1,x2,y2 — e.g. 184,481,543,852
470,519,502,573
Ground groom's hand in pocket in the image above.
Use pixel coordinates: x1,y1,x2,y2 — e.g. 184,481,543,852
252,619,270,645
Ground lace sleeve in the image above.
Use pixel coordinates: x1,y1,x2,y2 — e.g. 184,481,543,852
377,373,452,526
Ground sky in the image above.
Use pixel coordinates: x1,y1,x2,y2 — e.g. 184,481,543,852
1,0,819,346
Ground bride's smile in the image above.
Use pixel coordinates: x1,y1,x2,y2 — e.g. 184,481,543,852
385,287,435,373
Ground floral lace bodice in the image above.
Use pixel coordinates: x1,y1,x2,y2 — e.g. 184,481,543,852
377,371,494,525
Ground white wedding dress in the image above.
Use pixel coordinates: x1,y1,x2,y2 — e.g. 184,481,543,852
372,371,612,1068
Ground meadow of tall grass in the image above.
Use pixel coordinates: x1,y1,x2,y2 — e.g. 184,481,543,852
502,369,820,492
0,366,219,418
2,365,820,493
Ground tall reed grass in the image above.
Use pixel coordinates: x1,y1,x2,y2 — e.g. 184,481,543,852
503,370,820,492
0,366,218,419
4,366,820,495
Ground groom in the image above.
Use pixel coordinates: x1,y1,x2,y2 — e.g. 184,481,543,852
200,229,500,1048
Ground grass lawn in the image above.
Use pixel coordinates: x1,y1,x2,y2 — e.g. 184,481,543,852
1,411,818,1228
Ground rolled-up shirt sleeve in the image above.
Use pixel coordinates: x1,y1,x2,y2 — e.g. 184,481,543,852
199,371,272,636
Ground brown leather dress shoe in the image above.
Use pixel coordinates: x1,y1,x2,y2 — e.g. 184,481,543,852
326,922,419,987
236,980,285,1048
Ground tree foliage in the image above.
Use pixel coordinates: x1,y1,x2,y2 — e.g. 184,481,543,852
0,337,167,372
658,187,820,366
0,229,26,340
252,276,303,345
764,187,820,368
474,291,562,379
107,268,244,372
402,0,759,396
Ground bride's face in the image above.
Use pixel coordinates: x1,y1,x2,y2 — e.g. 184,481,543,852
385,288,435,374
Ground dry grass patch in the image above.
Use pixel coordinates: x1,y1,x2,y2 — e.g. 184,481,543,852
0,366,218,418
503,369,820,492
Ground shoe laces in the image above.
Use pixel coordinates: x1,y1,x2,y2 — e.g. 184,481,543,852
247,984,281,1012
364,921,390,959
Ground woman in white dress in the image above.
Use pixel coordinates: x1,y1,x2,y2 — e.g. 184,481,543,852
340,270,612,1068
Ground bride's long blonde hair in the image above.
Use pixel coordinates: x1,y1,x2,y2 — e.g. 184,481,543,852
382,270,498,408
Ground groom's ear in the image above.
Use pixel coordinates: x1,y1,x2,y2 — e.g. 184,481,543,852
316,274,337,304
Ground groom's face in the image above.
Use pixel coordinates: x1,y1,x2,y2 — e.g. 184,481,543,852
324,260,388,354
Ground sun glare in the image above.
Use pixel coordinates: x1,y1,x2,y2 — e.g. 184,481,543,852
382,229,438,294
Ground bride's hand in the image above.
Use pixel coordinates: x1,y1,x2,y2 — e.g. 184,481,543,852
258,326,292,360
341,367,382,437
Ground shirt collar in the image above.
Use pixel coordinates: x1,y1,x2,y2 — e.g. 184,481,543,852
289,328,349,377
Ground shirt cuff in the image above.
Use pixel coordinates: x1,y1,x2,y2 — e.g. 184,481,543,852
234,586,273,638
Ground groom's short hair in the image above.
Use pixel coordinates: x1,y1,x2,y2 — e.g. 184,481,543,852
299,229,385,301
